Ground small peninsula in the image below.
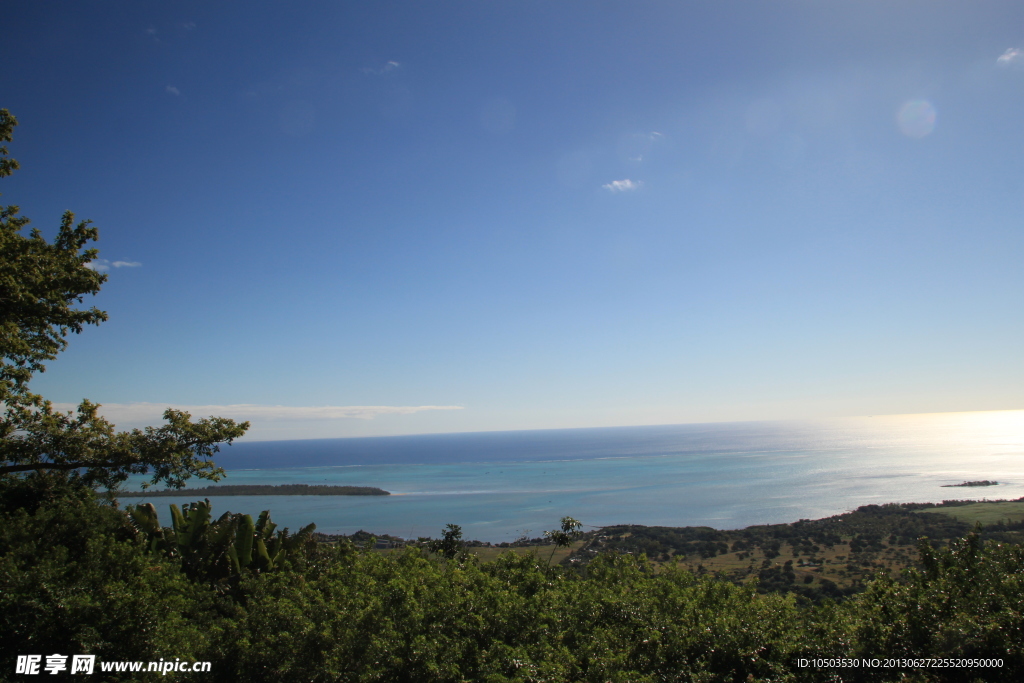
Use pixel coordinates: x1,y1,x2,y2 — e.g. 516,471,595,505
941,480,998,488
128,484,389,497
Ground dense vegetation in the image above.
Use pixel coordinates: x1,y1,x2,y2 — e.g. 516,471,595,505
3,109,1023,681
129,484,390,497
3,478,1024,682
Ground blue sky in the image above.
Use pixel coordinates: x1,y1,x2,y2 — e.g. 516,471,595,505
5,1,1024,440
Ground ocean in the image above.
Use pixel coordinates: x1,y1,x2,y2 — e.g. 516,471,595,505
120,411,1024,542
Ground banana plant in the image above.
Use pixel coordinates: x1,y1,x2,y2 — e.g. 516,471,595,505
127,502,167,555
126,499,316,583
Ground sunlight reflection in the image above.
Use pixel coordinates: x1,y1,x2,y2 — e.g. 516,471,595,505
844,409,1024,453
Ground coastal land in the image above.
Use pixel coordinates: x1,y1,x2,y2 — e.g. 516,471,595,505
132,484,389,497
323,497,1024,604
562,498,1024,602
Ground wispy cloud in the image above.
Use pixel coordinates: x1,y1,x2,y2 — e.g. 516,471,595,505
602,179,642,193
997,48,1024,68
52,402,464,426
85,259,142,272
165,85,180,96
362,60,401,75
621,131,664,161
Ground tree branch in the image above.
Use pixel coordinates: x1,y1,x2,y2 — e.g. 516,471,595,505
0,461,122,474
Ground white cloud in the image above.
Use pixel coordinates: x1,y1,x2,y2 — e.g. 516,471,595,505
85,259,142,272
602,179,642,193
997,48,1024,68
52,402,464,427
362,60,401,75
165,85,180,96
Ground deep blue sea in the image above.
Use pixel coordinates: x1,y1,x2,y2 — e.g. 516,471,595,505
121,411,1024,542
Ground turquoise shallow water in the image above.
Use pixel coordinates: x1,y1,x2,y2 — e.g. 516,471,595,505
121,412,1024,541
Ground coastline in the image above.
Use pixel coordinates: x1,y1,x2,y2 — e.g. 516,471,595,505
127,484,389,497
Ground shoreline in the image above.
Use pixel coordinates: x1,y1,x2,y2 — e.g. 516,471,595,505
125,484,389,497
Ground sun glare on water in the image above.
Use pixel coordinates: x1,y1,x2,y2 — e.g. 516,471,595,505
845,409,1024,456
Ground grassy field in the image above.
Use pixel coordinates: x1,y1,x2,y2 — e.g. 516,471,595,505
467,539,912,589
656,537,919,589
377,539,911,590
468,541,585,565
923,500,1024,526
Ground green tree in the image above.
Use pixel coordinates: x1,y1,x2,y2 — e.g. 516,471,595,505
843,531,1024,681
0,109,248,492
429,523,465,559
544,515,582,564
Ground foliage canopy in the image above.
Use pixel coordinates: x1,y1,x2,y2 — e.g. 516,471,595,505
4,485,1023,682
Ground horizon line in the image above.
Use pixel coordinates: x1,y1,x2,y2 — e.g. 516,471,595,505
230,407,1024,444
